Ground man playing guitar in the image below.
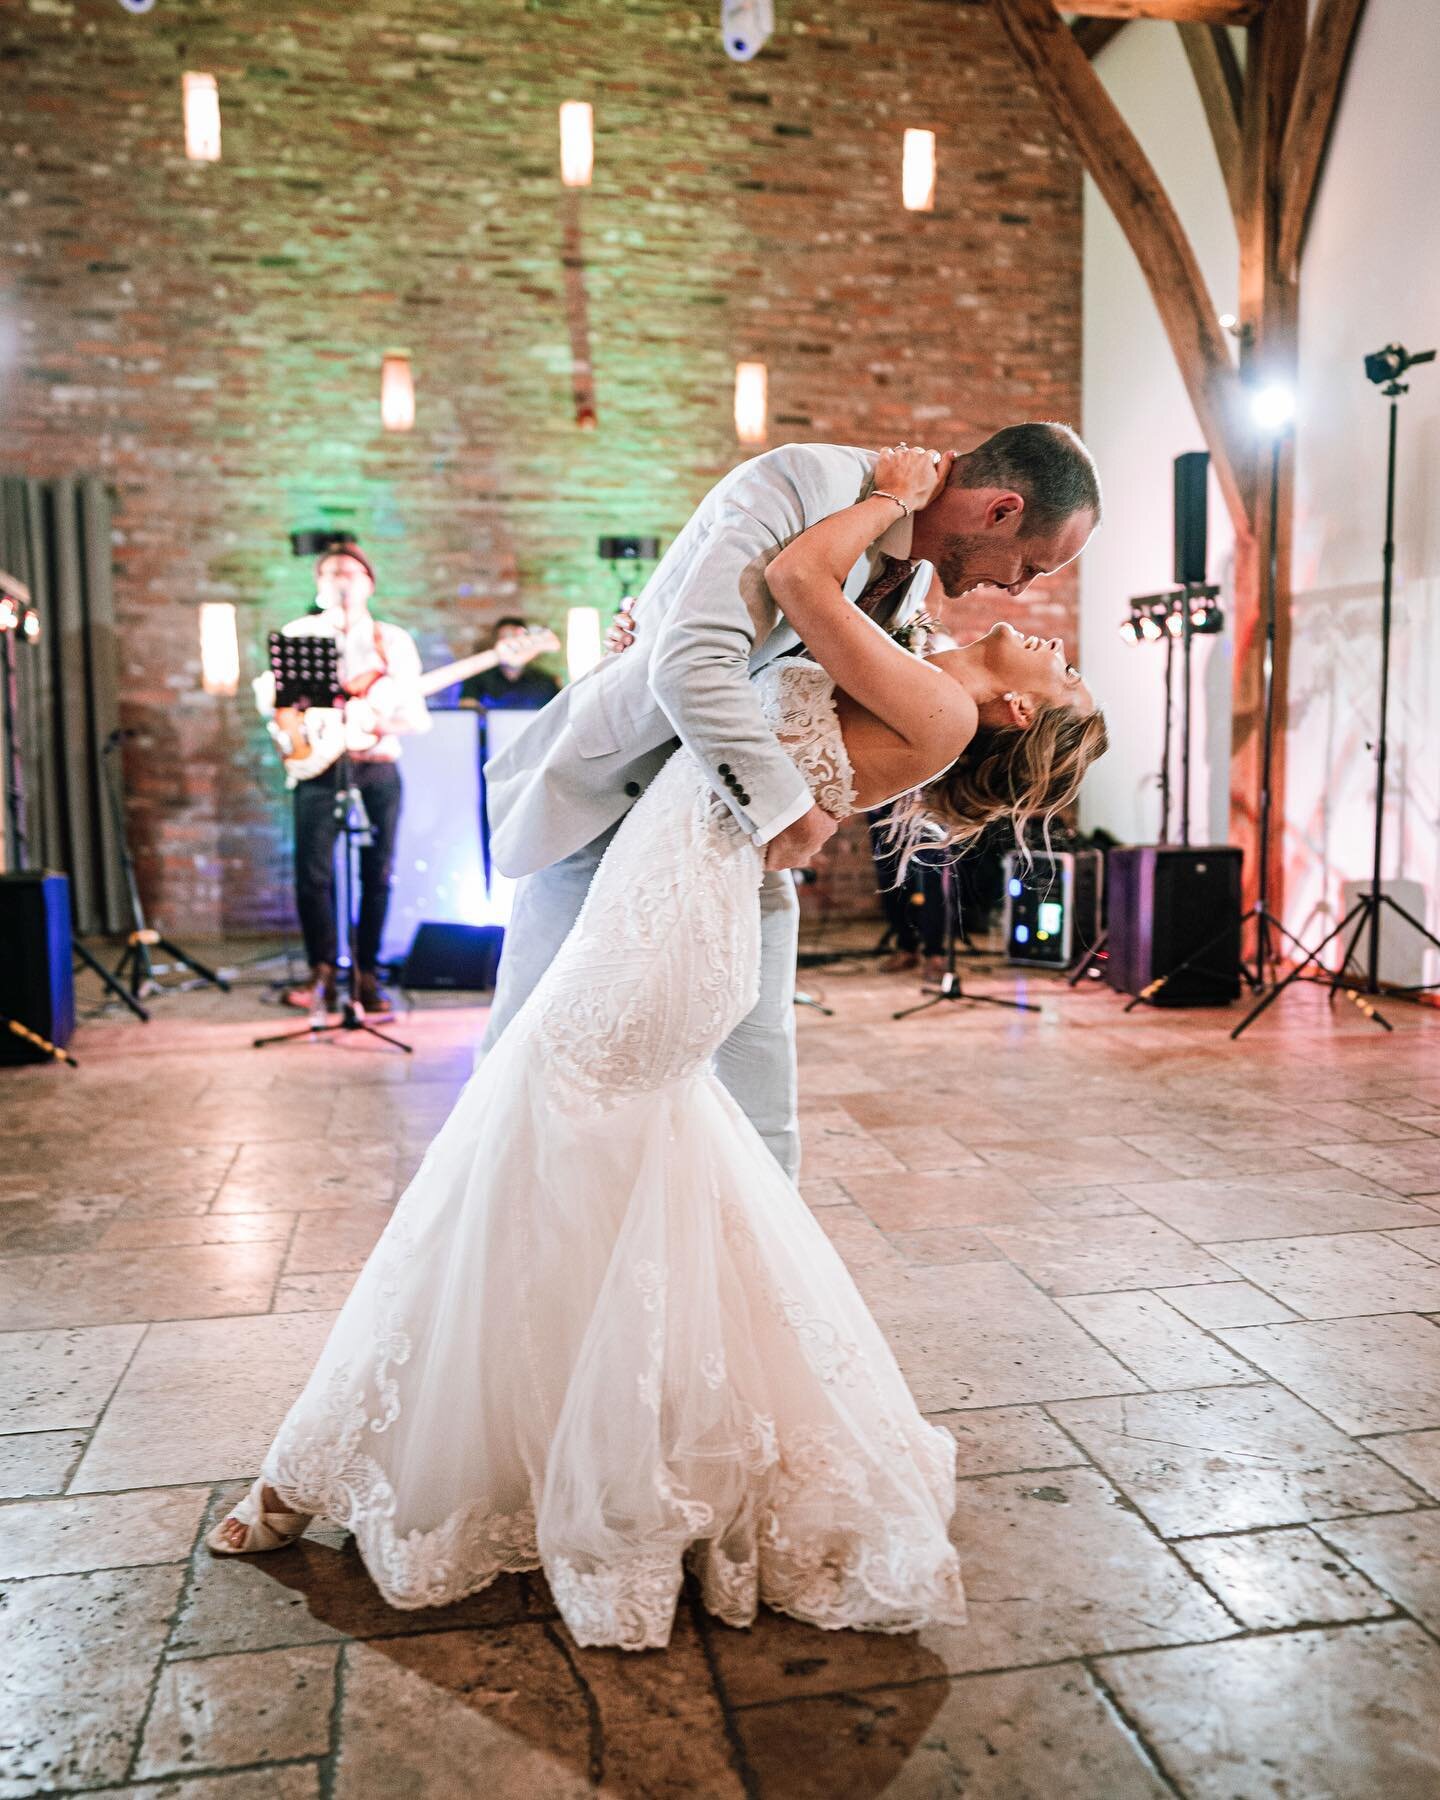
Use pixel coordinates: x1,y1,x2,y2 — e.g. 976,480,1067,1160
254,545,429,1016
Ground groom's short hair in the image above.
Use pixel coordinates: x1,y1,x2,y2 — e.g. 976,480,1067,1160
950,422,1102,536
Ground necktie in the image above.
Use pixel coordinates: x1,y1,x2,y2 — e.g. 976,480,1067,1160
858,556,919,630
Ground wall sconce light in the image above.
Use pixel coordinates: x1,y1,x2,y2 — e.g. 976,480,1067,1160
183,72,222,163
199,602,239,695
381,352,415,432
566,606,603,682
560,102,594,188
734,360,768,445
902,129,936,213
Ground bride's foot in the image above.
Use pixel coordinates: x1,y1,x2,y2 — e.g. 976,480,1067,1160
206,1477,312,1555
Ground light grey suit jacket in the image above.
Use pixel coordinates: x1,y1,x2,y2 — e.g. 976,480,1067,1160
485,442,930,879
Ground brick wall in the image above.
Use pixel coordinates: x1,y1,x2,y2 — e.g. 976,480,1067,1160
2,0,1082,936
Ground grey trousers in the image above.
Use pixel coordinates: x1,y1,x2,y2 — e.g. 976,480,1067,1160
479,825,802,1181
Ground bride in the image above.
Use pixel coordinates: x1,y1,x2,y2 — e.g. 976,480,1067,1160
209,446,1108,1651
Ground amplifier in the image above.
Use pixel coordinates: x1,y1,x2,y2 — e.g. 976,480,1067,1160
1105,845,1242,1005
401,922,505,992
0,871,76,1062
1002,850,1102,969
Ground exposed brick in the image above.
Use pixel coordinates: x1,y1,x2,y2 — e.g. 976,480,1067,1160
2,0,1081,933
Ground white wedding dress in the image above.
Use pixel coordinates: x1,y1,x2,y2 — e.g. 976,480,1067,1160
261,659,967,1650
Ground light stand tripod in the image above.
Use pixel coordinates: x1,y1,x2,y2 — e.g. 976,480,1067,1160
894,856,1039,1022
254,636,411,1054
86,730,230,1008
1242,345,1440,1022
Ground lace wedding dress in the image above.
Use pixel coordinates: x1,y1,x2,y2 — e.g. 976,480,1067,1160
260,658,967,1650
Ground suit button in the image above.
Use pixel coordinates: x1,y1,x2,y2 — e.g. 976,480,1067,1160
624,781,641,797
737,790,752,806
717,763,731,776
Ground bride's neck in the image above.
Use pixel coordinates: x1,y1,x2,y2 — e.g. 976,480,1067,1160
927,643,1006,709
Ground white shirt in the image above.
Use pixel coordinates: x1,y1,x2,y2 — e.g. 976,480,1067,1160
252,607,430,762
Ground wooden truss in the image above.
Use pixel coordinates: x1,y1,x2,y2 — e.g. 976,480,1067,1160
996,0,1367,921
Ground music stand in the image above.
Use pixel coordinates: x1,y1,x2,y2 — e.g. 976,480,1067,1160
254,632,411,1054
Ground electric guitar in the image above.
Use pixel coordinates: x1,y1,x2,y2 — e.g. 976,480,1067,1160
274,627,560,786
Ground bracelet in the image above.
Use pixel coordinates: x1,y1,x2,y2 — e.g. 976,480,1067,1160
872,489,911,519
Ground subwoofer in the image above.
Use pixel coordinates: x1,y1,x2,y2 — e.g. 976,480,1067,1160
1105,845,1242,1005
0,871,76,1061
401,922,504,991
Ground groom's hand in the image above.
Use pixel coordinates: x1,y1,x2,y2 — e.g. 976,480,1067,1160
764,803,838,871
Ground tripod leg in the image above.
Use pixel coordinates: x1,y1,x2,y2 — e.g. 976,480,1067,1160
1067,930,1106,988
1324,904,1370,1000
966,992,1043,1015
74,942,151,1022
893,992,945,1021
156,938,231,993
357,1022,414,1054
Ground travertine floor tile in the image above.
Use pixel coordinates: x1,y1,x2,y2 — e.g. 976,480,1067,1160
1358,1427,1440,1499
970,1133,1175,1187
734,1664,1170,1799
71,1311,337,1491
1309,1137,1440,1195
0,1428,87,1497
1120,1175,1440,1242
100,1212,294,1251
134,1645,337,1780
1173,1525,1394,1629
1057,1291,1257,1389
284,1203,393,1274
862,1263,1139,1411
793,1109,906,1178
213,1139,398,1213
0,1323,143,1431
1049,1385,1424,1536
887,1224,1005,1264
0,1485,209,1578
0,1192,127,1255
936,1404,1091,1477
0,1241,285,1330
842,1166,1052,1230
1217,1313,1440,1434
980,1215,1235,1295
1153,1279,1298,1328
1317,1511,1440,1635
273,1272,358,1312
102,1771,320,1798
0,1564,183,1795
1099,1621,1440,1800
1211,1230,1440,1318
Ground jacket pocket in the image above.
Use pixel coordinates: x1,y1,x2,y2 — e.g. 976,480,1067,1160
567,674,620,759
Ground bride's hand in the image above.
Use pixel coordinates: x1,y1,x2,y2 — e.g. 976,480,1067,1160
873,443,955,514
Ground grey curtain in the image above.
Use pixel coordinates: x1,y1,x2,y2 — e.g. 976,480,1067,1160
0,476,128,934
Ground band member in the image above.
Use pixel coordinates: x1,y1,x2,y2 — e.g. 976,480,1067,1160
458,616,561,712
254,545,429,1014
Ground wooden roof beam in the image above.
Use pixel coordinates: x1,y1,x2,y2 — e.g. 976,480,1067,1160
1064,2,1261,22
995,0,1254,533
1071,18,1129,56
1276,0,1368,277
1178,23,1245,222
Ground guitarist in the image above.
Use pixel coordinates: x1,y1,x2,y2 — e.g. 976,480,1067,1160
255,545,429,1016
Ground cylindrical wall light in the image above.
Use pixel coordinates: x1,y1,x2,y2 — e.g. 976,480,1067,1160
560,102,594,188
901,129,936,213
381,352,415,432
183,72,222,163
734,360,768,445
566,606,603,681
199,603,239,695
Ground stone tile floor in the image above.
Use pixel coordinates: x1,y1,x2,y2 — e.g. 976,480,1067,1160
5,952,1440,1796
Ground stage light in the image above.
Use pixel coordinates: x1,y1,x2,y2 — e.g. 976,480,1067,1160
21,607,40,643
183,72,222,163
0,595,18,633
1251,383,1294,433
1138,613,1163,642
902,130,936,213
380,352,415,432
560,102,594,188
734,360,767,444
199,603,239,695
1118,614,1139,644
567,606,603,681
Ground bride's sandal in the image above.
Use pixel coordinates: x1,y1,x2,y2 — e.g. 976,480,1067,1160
206,1476,313,1556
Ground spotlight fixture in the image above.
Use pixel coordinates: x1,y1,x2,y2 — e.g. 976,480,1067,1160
1118,614,1139,645
182,72,222,163
1364,342,1436,392
1137,612,1163,642
902,129,936,213
1251,383,1294,433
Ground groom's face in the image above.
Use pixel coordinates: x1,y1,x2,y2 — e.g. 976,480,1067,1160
916,493,1093,604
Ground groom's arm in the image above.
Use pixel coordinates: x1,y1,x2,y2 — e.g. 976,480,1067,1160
646,453,857,858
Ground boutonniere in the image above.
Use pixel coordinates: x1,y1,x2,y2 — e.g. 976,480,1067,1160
886,611,936,657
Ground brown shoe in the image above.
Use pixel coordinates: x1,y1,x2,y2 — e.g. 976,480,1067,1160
285,962,337,1013
357,969,391,1014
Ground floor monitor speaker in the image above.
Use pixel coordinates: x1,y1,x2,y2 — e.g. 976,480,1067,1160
1105,845,1242,1005
401,922,504,991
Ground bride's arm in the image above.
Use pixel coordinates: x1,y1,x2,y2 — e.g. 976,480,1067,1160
767,447,975,761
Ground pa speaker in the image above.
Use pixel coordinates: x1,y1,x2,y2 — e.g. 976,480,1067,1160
401,923,504,991
1105,845,1242,1005
1173,451,1210,586
1002,850,1102,968
0,871,76,1061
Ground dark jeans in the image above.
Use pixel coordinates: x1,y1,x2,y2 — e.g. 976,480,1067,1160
869,811,946,957
292,760,402,972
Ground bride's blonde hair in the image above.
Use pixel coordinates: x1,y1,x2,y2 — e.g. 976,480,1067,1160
885,702,1110,873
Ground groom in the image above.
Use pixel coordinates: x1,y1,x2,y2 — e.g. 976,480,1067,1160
481,426,1101,1178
